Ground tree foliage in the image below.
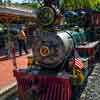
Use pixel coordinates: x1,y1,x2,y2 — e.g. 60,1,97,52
20,0,100,10
60,0,100,10
21,0,40,8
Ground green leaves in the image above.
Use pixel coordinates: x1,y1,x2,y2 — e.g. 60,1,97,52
60,0,100,10
32,2,40,8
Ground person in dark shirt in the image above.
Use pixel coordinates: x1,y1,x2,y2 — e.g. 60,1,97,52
17,28,28,56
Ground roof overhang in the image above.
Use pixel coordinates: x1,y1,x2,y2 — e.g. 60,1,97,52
0,7,36,18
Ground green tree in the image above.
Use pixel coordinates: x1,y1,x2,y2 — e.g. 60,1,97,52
32,2,40,8
60,0,100,10
21,0,39,8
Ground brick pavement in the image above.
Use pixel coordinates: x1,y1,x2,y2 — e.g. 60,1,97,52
0,55,27,89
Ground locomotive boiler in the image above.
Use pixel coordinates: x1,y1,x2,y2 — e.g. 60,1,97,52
32,30,86,69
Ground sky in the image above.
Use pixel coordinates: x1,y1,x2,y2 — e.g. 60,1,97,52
12,0,38,3
12,0,24,3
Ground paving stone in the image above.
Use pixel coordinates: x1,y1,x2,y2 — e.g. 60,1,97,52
0,55,27,88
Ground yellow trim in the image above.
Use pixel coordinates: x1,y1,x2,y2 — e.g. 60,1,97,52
40,46,50,57
73,68,85,81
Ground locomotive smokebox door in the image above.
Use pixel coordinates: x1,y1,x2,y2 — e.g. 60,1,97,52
32,31,75,69
32,32,65,68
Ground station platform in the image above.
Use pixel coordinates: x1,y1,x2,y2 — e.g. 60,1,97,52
0,54,27,90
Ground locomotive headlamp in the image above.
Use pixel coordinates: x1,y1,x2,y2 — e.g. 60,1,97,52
40,46,50,57
38,6,56,26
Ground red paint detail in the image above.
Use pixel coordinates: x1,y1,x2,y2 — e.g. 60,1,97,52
14,70,72,100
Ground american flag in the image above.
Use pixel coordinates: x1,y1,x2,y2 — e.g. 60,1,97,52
74,50,84,69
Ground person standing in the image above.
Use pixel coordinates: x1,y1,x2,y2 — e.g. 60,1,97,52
17,28,28,56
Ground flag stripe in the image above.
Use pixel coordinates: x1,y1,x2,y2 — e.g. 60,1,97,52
74,50,84,69
75,60,83,68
